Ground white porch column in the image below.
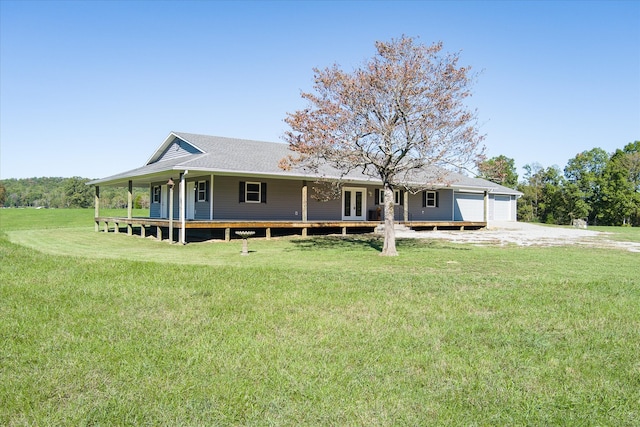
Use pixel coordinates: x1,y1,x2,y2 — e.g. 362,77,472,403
94,186,100,232
179,171,187,244
127,180,133,219
210,174,214,220
403,190,409,222
127,180,133,235
302,181,308,222
484,191,489,222
168,178,174,243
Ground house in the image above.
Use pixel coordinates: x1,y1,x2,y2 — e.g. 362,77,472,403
88,131,522,243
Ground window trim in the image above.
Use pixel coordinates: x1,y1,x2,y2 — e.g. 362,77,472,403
424,190,438,208
152,186,161,204
245,181,262,203
377,189,403,205
197,181,207,202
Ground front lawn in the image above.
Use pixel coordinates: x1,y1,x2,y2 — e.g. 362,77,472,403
1,209,638,425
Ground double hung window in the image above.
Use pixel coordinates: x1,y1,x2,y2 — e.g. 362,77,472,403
423,190,439,208
239,181,267,203
197,181,207,202
152,186,161,203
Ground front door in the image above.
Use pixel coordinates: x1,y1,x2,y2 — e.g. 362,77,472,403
342,187,366,221
161,185,168,218
186,182,195,220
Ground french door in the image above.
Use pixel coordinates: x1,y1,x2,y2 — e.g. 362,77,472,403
342,187,366,221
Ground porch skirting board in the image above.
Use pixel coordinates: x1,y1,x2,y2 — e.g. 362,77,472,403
94,217,486,243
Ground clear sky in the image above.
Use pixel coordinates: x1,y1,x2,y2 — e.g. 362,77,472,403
1,0,638,180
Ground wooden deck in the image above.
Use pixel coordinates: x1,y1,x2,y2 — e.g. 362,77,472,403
95,216,487,243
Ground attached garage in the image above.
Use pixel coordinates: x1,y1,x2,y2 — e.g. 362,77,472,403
492,195,513,221
454,193,485,221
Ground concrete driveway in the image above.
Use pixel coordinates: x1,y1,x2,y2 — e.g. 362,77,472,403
397,221,640,252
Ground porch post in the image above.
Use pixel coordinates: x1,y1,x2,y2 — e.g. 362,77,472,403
301,181,308,221
127,180,133,235
168,178,174,243
301,181,308,237
403,190,409,222
484,191,489,222
452,190,456,221
210,174,214,220
179,172,186,244
94,185,100,232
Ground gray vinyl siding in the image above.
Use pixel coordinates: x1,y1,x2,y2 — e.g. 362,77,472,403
194,201,210,220
308,197,341,221
148,182,178,219
192,179,211,220
406,189,454,221
155,137,201,163
213,176,302,220
150,202,161,218
150,185,159,218
150,183,163,218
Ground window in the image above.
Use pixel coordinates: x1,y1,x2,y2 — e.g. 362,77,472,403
239,181,267,203
376,188,403,205
246,182,260,202
197,181,207,202
152,186,161,203
423,190,439,208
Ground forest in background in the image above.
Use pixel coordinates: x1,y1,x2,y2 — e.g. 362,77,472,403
1,140,638,226
477,141,640,226
0,177,149,210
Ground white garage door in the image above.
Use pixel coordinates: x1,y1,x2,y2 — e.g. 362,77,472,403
493,195,512,221
454,193,484,221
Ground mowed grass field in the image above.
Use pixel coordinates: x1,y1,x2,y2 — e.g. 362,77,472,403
1,209,639,426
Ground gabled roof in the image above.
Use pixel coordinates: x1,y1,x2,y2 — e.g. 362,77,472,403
88,131,522,196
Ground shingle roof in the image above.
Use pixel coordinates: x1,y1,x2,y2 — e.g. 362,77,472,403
88,131,522,196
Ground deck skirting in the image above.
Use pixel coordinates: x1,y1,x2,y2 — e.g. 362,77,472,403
95,216,486,243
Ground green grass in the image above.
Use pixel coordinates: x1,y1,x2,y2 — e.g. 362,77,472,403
1,209,639,425
589,225,640,243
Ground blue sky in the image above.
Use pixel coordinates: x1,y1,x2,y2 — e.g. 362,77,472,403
1,0,638,180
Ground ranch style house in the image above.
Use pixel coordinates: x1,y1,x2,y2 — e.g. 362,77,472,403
88,132,522,243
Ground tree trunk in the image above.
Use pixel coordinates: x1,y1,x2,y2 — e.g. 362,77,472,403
380,184,398,256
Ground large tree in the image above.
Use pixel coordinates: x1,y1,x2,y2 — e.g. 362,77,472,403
477,155,518,189
282,36,484,256
600,142,640,226
63,177,93,208
564,147,609,224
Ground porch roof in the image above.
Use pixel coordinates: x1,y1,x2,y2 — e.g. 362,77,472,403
88,131,522,196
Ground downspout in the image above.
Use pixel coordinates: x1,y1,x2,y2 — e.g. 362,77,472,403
180,170,189,244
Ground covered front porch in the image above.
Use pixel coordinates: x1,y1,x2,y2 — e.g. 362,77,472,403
92,176,489,244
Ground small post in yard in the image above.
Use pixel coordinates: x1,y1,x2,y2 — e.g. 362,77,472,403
235,231,255,255
167,177,175,243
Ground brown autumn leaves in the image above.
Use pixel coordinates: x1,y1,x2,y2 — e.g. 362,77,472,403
281,36,485,255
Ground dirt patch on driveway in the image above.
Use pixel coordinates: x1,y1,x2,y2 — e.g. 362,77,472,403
398,221,640,252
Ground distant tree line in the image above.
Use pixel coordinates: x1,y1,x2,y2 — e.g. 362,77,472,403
478,141,640,226
0,177,149,210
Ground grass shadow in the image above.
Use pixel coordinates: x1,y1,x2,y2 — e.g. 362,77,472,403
290,235,384,252
289,235,472,253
